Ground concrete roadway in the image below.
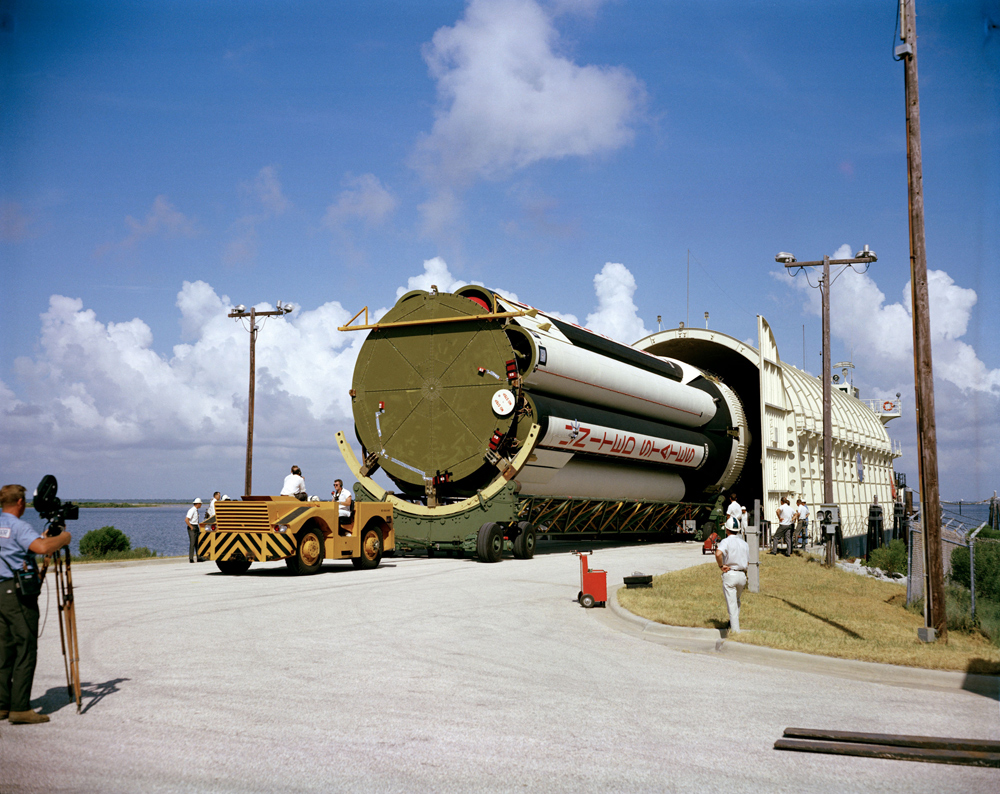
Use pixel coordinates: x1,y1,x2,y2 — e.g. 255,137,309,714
1,542,997,793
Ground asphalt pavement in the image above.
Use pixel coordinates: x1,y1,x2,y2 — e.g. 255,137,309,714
1,541,997,793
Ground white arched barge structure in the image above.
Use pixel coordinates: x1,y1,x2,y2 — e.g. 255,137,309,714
633,317,902,553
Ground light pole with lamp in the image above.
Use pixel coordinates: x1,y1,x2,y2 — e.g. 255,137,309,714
775,247,877,564
229,301,295,496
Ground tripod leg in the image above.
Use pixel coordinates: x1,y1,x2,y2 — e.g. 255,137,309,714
54,556,72,702
63,548,82,713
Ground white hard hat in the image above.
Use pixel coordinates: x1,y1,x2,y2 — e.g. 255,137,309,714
193,498,202,504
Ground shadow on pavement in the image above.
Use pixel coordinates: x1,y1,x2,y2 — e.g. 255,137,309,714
34,677,131,715
205,562,398,577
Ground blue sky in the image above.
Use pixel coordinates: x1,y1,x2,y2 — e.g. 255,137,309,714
1,0,998,500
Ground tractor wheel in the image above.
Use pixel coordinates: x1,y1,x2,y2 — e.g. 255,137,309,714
216,553,251,575
512,521,536,559
476,522,503,563
352,526,383,570
289,527,324,575
581,593,596,608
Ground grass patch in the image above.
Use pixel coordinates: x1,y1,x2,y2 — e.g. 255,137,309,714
908,585,1000,647
67,547,159,563
617,553,1000,673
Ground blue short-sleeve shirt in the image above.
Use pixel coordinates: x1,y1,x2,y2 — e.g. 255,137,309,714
0,512,41,579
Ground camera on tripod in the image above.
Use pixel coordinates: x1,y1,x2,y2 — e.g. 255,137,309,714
33,474,79,532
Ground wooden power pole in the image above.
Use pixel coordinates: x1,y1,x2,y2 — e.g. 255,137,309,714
899,0,947,642
229,302,294,497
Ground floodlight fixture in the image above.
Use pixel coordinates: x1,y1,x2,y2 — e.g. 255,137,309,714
775,252,796,264
854,245,877,261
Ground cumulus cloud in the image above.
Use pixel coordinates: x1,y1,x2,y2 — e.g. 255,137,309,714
97,195,196,255
776,245,999,397
774,248,1000,497
413,0,644,233
395,256,473,299
584,262,650,343
3,257,994,497
2,283,368,484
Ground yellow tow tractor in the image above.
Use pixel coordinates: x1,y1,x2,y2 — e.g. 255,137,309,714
197,496,393,575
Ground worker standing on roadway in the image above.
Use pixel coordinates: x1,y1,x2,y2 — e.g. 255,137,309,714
1,483,72,724
332,479,353,535
715,516,748,634
281,466,307,501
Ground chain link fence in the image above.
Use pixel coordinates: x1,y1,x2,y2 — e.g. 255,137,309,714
906,512,1000,621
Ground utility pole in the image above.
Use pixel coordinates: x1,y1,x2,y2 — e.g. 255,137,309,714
898,0,946,642
776,247,877,565
229,301,294,497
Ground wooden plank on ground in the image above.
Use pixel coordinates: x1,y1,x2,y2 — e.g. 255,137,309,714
774,738,1000,768
782,727,1000,753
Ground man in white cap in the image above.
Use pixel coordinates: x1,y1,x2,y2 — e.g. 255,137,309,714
185,498,202,563
715,516,749,633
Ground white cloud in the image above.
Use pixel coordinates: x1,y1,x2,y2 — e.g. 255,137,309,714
323,173,397,230
2,259,995,498
97,195,196,255
777,248,1000,397
176,280,230,342
774,250,1000,498
395,256,472,299
248,165,291,216
584,262,650,343
414,0,644,232
225,165,290,266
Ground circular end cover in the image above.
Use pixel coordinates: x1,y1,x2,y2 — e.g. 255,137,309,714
352,291,517,492
491,389,516,417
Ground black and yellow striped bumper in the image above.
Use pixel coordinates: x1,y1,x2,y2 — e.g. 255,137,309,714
197,530,296,562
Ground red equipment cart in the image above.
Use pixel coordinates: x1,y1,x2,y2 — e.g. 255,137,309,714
573,550,607,608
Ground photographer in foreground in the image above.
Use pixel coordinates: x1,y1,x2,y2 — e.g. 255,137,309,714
0,483,72,724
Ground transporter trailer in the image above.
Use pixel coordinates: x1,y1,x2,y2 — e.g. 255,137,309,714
197,496,394,575
335,283,742,560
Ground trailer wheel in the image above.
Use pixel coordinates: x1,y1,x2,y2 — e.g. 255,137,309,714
476,522,503,563
512,522,536,559
581,593,596,608
216,553,251,575
289,528,324,575
352,526,383,570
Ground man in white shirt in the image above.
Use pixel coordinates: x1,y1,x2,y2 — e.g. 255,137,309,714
332,479,353,536
773,497,795,557
726,493,747,535
715,516,749,633
185,498,202,563
204,491,220,529
280,466,307,501
795,499,810,549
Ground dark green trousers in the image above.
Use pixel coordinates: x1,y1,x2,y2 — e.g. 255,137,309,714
0,582,39,712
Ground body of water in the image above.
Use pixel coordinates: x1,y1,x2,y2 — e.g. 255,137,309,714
14,499,995,558
22,506,192,557
940,502,993,534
